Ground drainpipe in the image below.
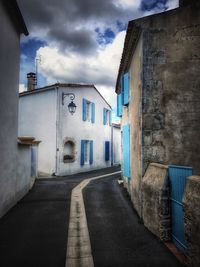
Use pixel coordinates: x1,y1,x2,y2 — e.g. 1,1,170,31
111,124,113,166
55,85,60,175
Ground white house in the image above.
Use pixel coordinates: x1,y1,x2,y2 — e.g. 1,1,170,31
19,80,112,176
112,123,121,166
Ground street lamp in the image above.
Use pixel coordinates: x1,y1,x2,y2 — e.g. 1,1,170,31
62,92,77,115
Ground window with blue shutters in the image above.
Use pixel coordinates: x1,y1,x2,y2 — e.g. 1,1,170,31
123,73,129,105
103,108,111,126
82,98,95,123
122,124,130,178
80,140,94,165
105,141,110,161
117,93,122,117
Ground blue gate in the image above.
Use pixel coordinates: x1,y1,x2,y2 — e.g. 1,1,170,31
168,165,193,253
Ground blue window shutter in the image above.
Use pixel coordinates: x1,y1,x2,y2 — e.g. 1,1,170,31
105,141,110,161
103,108,107,125
123,73,129,105
117,93,122,117
91,102,95,123
82,99,87,121
80,140,85,165
122,125,130,177
109,111,112,126
120,75,124,105
89,141,93,164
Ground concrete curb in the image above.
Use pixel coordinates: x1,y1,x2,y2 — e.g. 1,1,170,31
65,171,121,267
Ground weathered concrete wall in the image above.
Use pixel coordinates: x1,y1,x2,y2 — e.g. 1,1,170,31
142,163,171,241
129,35,143,216
183,175,200,267
140,2,200,174
121,34,143,216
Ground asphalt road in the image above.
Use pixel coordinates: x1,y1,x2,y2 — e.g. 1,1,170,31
0,166,183,267
0,167,119,267
83,174,184,267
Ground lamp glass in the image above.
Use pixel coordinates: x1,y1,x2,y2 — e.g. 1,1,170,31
68,101,76,115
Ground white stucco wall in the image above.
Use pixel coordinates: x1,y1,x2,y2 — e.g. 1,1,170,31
19,89,57,175
112,126,121,165
57,87,112,175
19,86,112,176
0,2,32,217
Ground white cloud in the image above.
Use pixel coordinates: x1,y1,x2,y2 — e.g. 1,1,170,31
19,83,27,93
37,31,126,107
115,0,141,9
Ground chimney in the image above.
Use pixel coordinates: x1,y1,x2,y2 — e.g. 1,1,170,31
27,72,36,91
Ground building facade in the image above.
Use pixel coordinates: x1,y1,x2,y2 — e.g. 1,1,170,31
19,83,112,176
116,0,200,263
0,1,36,218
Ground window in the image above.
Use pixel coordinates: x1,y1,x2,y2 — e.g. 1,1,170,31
121,72,130,106
63,139,75,163
84,141,90,164
103,108,111,125
82,98,95,123
81,140,93,165
117,93,122,117
105,141,110,161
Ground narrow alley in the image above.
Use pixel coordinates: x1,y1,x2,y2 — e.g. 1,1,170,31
0,167,183,267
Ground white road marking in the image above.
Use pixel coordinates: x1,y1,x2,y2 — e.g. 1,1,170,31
65,171,121,267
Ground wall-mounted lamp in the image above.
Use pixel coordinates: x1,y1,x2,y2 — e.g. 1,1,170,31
62,92,77,115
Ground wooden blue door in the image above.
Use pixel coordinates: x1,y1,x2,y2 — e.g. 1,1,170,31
168,165,193,253
122,125,130,178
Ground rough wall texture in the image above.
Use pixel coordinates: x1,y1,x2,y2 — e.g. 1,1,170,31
140,2,200,174
129,35,143,216
142,163,171,241
183,175,200,267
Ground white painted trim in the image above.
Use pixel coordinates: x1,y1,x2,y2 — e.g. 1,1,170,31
65,171,121,267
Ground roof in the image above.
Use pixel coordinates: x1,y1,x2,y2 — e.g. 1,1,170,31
2,0,28,36
115,21,141,94
19,83,112,109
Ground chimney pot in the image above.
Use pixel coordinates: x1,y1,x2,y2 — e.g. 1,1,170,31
27,72,36,91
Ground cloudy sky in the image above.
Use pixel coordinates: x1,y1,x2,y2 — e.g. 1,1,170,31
18,0,178,110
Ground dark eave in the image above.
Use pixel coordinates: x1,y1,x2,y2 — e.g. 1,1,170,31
2,0,28,36
115,21,141,94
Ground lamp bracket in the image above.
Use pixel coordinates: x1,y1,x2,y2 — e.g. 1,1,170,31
62,92,75,105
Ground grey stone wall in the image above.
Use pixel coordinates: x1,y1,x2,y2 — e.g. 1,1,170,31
139,1,200,174
142,163,171,241
183,175,200,267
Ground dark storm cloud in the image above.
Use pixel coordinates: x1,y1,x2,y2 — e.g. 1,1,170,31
140,0,169,11
17,0,141,55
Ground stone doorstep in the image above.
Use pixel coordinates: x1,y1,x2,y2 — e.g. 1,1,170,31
165,242,187,266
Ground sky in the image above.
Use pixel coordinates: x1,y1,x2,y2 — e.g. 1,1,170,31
18,0,179,118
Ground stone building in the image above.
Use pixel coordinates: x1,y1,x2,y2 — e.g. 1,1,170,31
0,1,38,218
19,79,113,176
116,0,200,264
